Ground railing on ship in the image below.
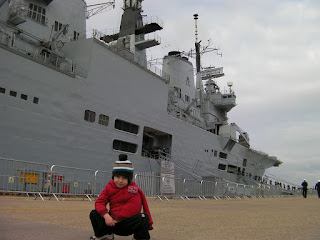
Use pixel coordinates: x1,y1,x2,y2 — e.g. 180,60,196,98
0,20,167,81
1,157,311,201
90,29,170,83
0,20,87,78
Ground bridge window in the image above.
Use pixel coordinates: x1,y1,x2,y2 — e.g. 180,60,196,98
28,4,46,25
54,21,62,31
0,87,5,94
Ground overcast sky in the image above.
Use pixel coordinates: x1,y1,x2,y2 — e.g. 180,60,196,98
87,0,320,187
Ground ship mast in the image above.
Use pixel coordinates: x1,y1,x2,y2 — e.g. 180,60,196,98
194,14,204,115
194,14,201,73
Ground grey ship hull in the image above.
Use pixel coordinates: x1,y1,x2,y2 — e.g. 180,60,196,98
0,37,278,184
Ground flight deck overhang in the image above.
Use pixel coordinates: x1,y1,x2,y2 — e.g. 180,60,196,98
100,33,119,43
135,33,161,49
249,149,283,167
100,16,163,44
135,22,163,35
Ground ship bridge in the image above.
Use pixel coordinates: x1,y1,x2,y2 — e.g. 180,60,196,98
7,0,53,25
208,92,236,111
201,67,236,111
205,79,236,112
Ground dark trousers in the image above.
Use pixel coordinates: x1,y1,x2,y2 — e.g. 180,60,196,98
90,210,150,239
317,190,320,198
302,189,307,198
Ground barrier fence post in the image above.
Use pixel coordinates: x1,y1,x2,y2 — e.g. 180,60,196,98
94,170,112,197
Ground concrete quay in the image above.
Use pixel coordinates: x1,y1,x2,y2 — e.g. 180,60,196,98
0,195,319,240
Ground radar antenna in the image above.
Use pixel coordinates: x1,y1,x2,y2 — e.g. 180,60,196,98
86,1,116,19
227,81,233,93
183,14,222,69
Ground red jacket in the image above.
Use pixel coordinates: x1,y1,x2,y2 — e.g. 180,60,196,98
95,180,153,229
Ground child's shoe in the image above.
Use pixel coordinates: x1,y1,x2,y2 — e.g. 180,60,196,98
99,234,114,240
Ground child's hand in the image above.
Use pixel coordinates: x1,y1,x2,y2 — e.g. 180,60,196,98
103,213,115,227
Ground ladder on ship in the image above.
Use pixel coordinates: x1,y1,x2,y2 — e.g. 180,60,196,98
145,149,214,180
145,149,262,187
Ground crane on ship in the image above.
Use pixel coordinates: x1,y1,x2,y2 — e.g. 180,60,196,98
86,0,115,19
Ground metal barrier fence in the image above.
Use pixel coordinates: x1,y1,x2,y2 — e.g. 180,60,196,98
0,158,305,201
235,184,246,197
94,170,112,197
183,179,202,198
202,180,215,197
215,182,227,198
0,158,50,200
244,185,255,197
49,165,95,200
135,173,161,197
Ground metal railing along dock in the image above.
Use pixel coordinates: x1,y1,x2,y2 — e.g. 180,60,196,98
0,157,307,201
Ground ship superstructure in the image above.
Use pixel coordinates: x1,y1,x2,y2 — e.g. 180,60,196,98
0,0,281,185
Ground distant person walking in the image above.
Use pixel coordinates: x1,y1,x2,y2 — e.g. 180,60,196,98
315,180,320,198
301,179,308,198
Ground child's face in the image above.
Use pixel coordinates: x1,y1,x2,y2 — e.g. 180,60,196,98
113,175,129,188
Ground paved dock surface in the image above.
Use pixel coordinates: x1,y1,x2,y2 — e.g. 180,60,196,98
0,195,320,240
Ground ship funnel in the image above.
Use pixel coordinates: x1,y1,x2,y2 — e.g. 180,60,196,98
163,51,196,100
